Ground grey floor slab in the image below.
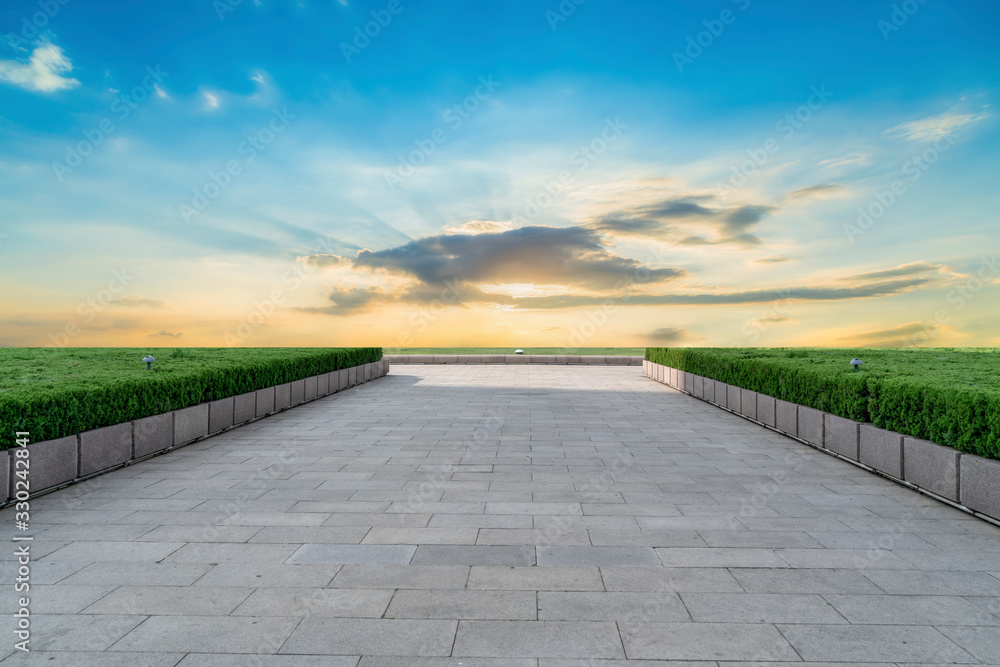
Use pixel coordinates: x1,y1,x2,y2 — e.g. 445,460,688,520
3,365,999,663
453,620,625,659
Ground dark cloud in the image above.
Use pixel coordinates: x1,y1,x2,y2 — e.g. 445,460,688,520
754,256,791,264
840,262,939,282
296,286,398,316
505,277,932,309
150,330,182,338
649,327,686,342
351,225,685,290
592,196,774,247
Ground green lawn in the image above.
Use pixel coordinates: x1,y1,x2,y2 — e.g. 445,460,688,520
0,347,381,445
647,347,1000,458
383,347,644,356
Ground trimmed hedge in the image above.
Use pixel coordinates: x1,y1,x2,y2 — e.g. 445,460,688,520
646,347,1000,460
1,347,381,448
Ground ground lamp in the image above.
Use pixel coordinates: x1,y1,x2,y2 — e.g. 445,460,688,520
850,358,863,371
143,355,156,370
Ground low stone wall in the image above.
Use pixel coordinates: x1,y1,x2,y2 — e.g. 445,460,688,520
644,360,1000,523
386,354,643,365
3,359,389,504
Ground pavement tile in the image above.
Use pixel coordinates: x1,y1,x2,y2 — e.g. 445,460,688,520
778,624,977,663
538,591,688,621
468,566,604,591
287,544,416,565
233,587,393,617
280,618,457,656
453,620,625,659
3,365,999,664
682,592,846,623
536,546,661,567
825,594,1000,625
331,564,470,589
619,622,798,661
82,586,253,615
385,589,536,620
410,545,535,566
109,616,302,654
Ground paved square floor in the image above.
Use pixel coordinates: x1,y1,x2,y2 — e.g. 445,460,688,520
3,364,1000,664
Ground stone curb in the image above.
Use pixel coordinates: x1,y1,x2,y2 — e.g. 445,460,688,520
4,359,387,504
643,360,999,523
385,355,643,366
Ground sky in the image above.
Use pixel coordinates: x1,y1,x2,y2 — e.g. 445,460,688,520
1,0,998,349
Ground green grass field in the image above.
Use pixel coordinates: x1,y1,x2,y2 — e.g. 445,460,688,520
0,347,381,445
383,347,644,356
647,347,1000,392
647,347,1000,458
0,348,378,398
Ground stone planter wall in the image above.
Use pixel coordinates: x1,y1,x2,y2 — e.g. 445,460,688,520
3,358,389,504
643,360,1000,523
385,354,643,365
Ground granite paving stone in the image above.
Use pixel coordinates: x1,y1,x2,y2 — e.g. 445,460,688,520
2,364,998,663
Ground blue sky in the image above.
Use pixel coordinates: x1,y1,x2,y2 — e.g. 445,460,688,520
1,0,998,347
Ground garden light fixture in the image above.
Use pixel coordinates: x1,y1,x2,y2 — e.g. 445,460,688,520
850,358,863,371
143,355,156,370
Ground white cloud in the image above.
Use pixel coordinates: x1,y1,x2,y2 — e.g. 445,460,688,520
202,90,220,109
0,40,79,93
887,107,992,141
